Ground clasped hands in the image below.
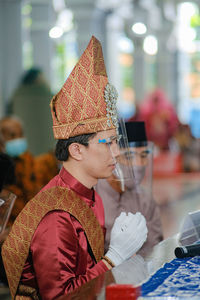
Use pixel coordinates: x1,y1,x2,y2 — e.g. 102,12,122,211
105,211,148,266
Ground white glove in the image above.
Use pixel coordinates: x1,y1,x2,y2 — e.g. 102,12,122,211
105,212,148,266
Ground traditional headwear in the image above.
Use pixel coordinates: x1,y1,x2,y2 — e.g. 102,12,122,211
125,121,147,147
50,36,118,139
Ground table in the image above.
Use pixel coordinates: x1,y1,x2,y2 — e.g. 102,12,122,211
58,235,182,299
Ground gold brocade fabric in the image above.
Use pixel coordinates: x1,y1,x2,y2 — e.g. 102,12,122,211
16,285,40,300
2,186,104,299
50,36,116,139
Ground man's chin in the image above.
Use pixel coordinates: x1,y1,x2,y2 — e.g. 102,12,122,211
98,171,113,179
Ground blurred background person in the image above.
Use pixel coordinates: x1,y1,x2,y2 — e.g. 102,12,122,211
96,121,163,257
133,88,179,151
8,67,55,155
0,116,59,225
173,123,200,172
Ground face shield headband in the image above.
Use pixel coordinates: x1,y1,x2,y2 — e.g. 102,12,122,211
98,118,135,191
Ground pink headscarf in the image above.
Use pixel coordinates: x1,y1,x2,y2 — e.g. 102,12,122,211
139,88,179,149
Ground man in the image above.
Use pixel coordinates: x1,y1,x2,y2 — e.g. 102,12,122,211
0,116,39,224
2,36,147,300
96,121,163,257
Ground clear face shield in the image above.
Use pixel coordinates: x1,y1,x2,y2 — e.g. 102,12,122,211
126,141,154,194
98,118,135,191
0,189,16,234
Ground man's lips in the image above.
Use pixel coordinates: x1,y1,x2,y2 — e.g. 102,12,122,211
109,163,116,169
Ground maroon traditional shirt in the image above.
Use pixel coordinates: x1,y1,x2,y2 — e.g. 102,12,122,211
20,167,108,300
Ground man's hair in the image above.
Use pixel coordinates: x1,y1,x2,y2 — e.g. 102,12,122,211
55,133,96,161
22,68,42,85
0,116,24,135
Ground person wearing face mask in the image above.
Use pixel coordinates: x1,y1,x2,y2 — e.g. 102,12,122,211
0,116,28,157
96,121,163,257
0,116,59,224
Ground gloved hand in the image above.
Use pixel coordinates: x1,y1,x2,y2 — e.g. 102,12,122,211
105,211,148,266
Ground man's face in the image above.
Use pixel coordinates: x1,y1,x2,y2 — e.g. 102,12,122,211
118,145,149,167
81,129,120,180
129,146,149,167
0,118,23,142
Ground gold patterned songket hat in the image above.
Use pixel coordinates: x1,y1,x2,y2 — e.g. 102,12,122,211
50,35,118,139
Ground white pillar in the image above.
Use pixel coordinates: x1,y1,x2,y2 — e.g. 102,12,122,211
133,37,146,102
67,0,97,55
0,0,23,115
106,13,124,95
30,0,55,84
156,31,177,105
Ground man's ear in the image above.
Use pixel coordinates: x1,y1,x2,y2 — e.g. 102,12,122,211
68,143,83,161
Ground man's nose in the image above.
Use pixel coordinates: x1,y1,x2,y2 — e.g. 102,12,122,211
134,156,145,166
111,143,120,158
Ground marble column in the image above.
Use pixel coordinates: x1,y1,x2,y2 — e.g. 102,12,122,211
0,0,23,115
133,36,146,102
156,27,177,105
30,0,55,84
106,12,124,94
66,0,102,56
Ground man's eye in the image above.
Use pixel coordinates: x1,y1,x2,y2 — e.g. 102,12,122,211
10,133,17,138
140,153,148,158
141,150,151,158
106,137,118,146
124,152,133,159
112,139,118,144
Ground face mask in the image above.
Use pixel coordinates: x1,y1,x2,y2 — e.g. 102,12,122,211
115,163,136,191
124,177,136,190
5,138,28,157
113,163,125,192
133,165,146,186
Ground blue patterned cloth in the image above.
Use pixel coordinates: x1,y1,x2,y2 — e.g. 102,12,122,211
142,256,200,298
